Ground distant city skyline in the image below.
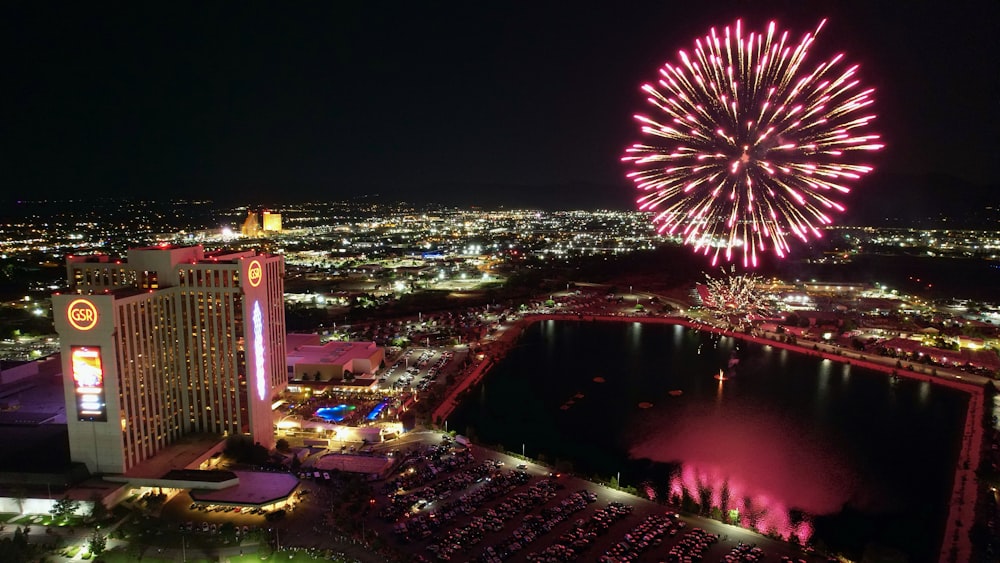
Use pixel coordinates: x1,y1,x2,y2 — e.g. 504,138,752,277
5,1,999,209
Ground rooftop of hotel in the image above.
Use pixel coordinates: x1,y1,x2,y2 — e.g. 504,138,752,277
286,333,379,365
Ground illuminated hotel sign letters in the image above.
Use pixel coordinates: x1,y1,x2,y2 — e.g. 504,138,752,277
71,346,107,422
252,300,267,401
247,259,263,288
67,298,99,331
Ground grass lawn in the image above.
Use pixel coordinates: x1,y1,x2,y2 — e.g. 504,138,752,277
10,515,33,524
0,513,18,523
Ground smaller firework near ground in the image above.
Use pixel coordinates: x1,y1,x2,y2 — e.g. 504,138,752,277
702,265,766,317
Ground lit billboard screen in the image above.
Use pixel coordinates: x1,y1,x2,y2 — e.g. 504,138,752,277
71,346,107,422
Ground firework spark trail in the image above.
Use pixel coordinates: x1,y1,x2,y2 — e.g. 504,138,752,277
623,20,882,267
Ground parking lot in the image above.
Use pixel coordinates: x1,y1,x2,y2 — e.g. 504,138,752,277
379,347,462,393
364,434,829,563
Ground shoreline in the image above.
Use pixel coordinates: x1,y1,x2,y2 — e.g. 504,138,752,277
432,312,987,561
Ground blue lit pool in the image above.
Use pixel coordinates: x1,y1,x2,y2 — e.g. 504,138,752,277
315,404,355,422
366,399,390,421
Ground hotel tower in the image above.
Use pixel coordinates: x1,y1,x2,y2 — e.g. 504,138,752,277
52,245,286,474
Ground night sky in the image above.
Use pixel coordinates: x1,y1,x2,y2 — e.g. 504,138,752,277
4,1,999,209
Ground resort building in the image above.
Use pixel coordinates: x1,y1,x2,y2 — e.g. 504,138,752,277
286,333,384,383
52,244,287,475
261,210,282,232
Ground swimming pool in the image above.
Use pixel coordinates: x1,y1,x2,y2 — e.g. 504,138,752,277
366,399,390,421
314,404,356,422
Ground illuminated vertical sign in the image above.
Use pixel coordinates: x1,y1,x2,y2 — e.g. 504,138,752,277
71,346,107,422
252,300,267,401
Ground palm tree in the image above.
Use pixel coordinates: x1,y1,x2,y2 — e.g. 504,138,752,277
11,486,26,515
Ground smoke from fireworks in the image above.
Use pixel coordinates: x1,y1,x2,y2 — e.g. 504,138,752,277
623,19,882,267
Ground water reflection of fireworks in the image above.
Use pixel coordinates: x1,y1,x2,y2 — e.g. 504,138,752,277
629,399,864,544
668,464,813,543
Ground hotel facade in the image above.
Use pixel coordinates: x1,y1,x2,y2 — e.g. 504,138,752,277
52,245,286,474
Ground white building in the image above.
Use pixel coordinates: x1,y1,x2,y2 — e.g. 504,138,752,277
286,334,384,382
52,244,287,474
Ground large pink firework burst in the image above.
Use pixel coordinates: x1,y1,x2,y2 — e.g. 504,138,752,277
623,20,883,267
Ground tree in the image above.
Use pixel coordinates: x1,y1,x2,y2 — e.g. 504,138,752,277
88,531,107,557
88,493,108,522
50,496,79,523
11,487,26,515
144,493,166,511
275,438,290,453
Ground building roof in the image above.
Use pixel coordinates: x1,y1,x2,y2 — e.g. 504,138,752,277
162,469,237,483
188,470,299,506
123,434,225,479
286,334,380,367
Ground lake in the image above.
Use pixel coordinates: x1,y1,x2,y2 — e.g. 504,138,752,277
448,319,968,561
